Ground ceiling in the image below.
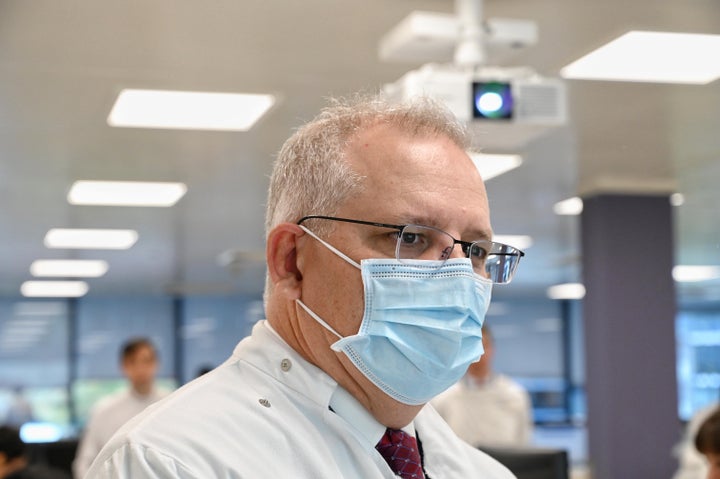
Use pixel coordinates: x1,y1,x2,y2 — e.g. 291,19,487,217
1,0,719,303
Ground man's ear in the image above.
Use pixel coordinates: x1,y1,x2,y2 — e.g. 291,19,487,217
266,223,305,300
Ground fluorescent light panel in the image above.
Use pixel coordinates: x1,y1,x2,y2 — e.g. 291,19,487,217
21,281,89,298
469,153,523,181
547,283,586,300
45,229,138,250
108,89,275,131
553,197,583,215
561,31,720,84
68,180,187,207
673,265,720,282
30,260,108,278
493,235,533,250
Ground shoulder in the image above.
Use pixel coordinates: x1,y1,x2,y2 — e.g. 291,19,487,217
88,440,198,478
493,375,530,398
431,381,464,405
90,390,130,416
151,388,173,401
91,360,301,477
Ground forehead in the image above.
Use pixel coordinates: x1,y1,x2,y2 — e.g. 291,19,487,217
342,125,491,236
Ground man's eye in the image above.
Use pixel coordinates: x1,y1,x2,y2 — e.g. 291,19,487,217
400,232,420,244
465,244,488,259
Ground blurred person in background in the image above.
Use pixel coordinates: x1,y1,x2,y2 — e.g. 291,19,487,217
675,396,720,479
432,324,533,448
694,407,720,479
0,426,69,479
72,338,168,479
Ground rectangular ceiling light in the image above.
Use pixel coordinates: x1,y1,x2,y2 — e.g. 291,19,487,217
493,235,533,250
553,196,583,215
561,31,720,84
107,89,275,131
469,153,523,181
673,265,720,282
547,283,586,300
44,228,138,249
68,180,187,207
21,281,89,298
30,259,109,278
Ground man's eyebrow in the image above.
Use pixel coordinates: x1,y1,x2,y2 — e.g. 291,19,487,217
393,214,440,229
396,215,493,241
462,228,492,242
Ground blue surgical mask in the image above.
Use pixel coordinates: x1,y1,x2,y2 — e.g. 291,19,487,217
296,225,492,405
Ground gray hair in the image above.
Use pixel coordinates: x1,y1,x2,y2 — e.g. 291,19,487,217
265,93,470,235
262,94,470,298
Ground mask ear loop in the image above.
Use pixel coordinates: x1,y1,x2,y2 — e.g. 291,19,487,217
295,299,343,341
295,224,361,341
297,225,361,269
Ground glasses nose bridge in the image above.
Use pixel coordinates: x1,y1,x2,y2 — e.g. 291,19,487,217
444,239,469,260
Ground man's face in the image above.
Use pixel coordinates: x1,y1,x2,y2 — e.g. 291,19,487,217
707,452,720,479
122,345,158,393
297,124,492,389
467,332,493,379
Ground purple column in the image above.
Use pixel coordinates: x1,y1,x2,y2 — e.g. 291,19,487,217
581,194,679,479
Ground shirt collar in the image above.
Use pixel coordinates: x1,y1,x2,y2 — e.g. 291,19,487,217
329,384,386,446
233,320,338,407
237,320,415,446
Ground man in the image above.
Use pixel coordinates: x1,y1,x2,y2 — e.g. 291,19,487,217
674,402,720,479
73,338,167,478
87,95,524,477
694,407,720,479
0,426,69,479
432,325,534,448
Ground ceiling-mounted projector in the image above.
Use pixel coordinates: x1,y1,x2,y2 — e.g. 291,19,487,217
383,63,567,126
379,4,568,149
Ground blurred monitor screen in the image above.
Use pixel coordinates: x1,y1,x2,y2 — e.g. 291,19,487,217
478,446,569,479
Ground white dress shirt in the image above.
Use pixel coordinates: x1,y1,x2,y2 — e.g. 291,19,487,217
86,320,515,478
432,374,533,448
74,387,168,479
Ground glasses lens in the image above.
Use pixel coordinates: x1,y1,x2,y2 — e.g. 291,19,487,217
482,242,522,284
395,225,523,283
396,225,455,263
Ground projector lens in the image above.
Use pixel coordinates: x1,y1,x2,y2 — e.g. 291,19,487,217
472,81,513,119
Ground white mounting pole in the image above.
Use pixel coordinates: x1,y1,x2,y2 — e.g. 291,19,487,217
454,0,486,68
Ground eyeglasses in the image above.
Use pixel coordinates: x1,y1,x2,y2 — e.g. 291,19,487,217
297,215,524,284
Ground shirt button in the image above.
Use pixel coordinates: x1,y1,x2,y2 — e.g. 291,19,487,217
280,358,292,372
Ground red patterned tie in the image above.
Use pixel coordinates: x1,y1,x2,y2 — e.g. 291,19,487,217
375,428,426,478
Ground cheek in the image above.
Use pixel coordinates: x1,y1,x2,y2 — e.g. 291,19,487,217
301,249,365,336
334,274,366,336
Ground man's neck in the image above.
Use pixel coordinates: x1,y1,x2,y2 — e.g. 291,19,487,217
467,371,492,386
269,310,423,430
132,385,153,397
